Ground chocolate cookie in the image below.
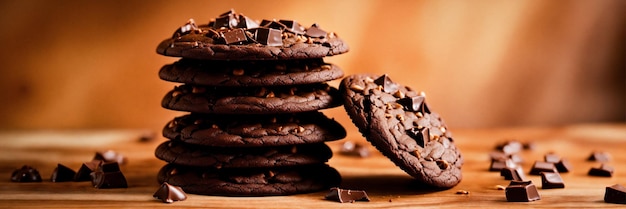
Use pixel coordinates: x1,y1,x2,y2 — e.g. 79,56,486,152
162,83,342,114
157,163,341,196
163,112,346,147
157,10,349,60
340,74,463,188
155,141,333,168
159,58,344,86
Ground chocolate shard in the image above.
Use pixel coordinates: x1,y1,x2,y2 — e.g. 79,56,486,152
489,159,517,172
505,181,541,202
406,127,428,148
604,184,626,204
555,158,572,173
154,182,188,203
544,153,560,164
529,161,557,175
221,29,249,45
279,20,305,34
373,74,399,93
398,96,430,113
90,171,128,189
500,166,526,181
305,23,327,38
172,19,199,38
252,28,283,46
588,164,614,177
51,163,76,182
236,15,259,29
587,151,611,162
325,187,370,203
339,141,370,158
74,160,101,182
540,172,564,189
93,150,127,165
11,165,42,182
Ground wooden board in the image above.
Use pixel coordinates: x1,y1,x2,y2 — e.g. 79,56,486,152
1,124,625,208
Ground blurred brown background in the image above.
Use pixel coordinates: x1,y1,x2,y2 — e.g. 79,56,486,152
0,0,624,132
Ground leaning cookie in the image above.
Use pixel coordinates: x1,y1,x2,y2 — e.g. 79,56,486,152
340,74,462,188
155,141,332,168
162,83,341,114
157,10,349,60
159,58,344,86
163,112,346,147
157,163,341,196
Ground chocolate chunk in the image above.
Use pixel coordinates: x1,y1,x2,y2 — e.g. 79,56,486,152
500,167,526,181
587,151,611,162
236,15,259,29
279,20,305,34
604,184,626,204
97,162,121,173
495,140,523,154
262,20,287,30
529,161,557,175
340,141,370,157
221,29,248,44
490,159,517,172
505,181,541,202
252,28,282,46
489,151,509,161
93,150,127,165
406,127,428,148
554,158,572,173
90,171,128,189
11,165,42,182
51,163,76,182
74,160,101,182
544,153,560,164
173,19,199,38
588,164,614,177
154,182,187,203
398,96,430,113
305,23,327,38
509,153,524,164
540,172,564,189
213,10,238,29
373,74,399,93
325,187,370,203
522,141,536,150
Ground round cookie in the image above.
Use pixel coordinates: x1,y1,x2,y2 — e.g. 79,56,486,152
157,163,341,196
157,10,349,60
155,141,333,168
163,112,346,147
340,74,463,188
159,58,344,86
162,83,342,114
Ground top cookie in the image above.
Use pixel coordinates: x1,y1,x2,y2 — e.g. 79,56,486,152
340,74,463,188
156,9,349,60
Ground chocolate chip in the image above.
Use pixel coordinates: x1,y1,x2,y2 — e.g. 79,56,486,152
305,23,327,38
554,158,572,173
540,172,565,189
505,181,541,202
252,28,283,46
51,163,76,182
587,151,611,162
500,166,526,181
588,164,614,177
373,74,399,93
74,160,101,182
544,153,560,164
324,187,370,203
90,171,128,189
406,127,428,148
93,150,127,165
398,96,430,114
529,161,557,175
489,159,517,172
604,184,626,204
153,182,187,203
11,165,42,182
98,162,121,173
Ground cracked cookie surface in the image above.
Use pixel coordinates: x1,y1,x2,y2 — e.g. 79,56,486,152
340,74,463,188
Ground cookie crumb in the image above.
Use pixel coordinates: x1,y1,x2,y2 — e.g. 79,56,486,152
495,185,506,190
455,190,470,195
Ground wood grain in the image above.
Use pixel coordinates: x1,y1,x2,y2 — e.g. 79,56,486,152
0,124,625,208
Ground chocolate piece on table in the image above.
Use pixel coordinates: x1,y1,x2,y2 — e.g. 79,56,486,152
501,167,526,181
98,162,121,173
588,164,614,177
373,74,399,93
505,181,541,202
11,165,42,182
154,182,187,203
540,172,565,189
604,184,626,204
305,23,327,38
325,187,370,203
90,171,128,189
51,163,76,182
587,151,611,162
339,141,370,158
544,153,560,164
554,158,572,173
529,161,557,175
489,151,508,161
490,159,517,172
496,140,523,154
93,150,127,165
522,141,536,150
74,160,101,182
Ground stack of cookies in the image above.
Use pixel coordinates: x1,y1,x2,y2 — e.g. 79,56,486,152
154,10,349,196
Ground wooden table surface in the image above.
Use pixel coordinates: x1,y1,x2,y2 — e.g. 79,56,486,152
0,123,624,208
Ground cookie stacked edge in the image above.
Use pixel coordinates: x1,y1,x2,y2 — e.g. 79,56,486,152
154,10,349,196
